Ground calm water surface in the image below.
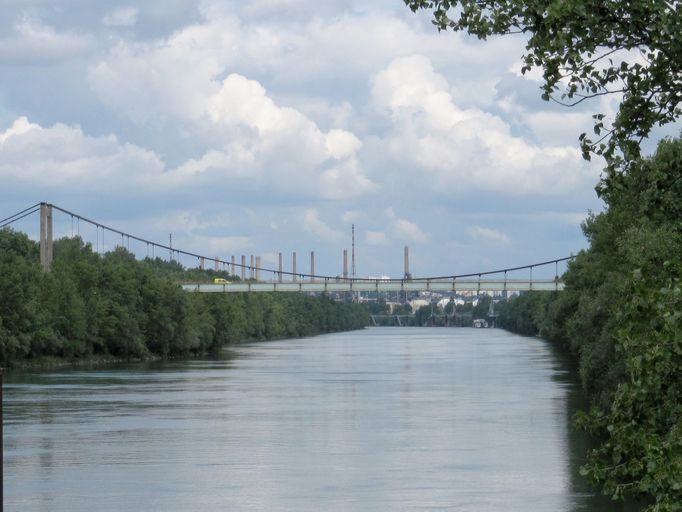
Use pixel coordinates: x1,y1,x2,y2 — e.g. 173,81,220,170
5,327,626,511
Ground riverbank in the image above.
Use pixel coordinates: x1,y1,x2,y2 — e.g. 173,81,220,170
0,229,368,367
490,139,682,509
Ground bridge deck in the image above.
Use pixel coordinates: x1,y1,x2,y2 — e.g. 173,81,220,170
181,279,563,293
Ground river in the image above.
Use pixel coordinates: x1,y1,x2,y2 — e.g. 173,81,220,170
5,327,629,511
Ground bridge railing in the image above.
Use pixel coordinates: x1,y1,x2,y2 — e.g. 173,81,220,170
181,277,565,293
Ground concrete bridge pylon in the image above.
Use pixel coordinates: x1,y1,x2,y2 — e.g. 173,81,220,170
39,202,53,272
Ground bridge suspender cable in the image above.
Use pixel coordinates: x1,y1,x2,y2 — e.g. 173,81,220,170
2,202,576,282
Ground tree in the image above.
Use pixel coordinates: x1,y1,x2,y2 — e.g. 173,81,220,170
404,0,682,171
576,270,682,510
493,137,682,509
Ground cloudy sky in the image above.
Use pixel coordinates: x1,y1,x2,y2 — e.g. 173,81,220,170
0,0,612,279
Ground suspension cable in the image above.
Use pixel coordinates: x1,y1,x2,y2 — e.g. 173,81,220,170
0,203,41,227
0,206,41,229
8,202,576,282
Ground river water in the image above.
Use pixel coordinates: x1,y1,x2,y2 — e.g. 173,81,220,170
5,327,628,511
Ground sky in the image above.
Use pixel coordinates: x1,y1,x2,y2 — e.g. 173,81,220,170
0,0,615,279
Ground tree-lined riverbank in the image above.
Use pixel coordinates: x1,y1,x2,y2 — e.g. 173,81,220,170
496,138,682,511
0,230,368,366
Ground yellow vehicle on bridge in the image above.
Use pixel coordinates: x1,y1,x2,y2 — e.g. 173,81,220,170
213,278,231,284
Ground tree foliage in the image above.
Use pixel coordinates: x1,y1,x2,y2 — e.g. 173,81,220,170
0,232,368,365
404,0,682,168
493,137,682,509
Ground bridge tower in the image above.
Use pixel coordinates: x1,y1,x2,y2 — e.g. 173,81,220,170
39,202,53,272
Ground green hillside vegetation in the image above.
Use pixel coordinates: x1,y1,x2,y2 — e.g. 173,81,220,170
0,232,368,365
496,137,682,510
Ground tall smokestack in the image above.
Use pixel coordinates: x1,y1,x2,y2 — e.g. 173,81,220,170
404,246,410,280
292,252,297,282
310,251,315,282
250,255,254,279
231,255,235,275
278,252,283,283
255,256,261,281
343,250,348,280
214,257,219,272
241,255,246,280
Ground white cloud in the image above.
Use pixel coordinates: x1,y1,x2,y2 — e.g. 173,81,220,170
341,210,363,223
90,29,377,198
0,117,164,190
189,235,252,256
370,54,600,196
168,73,376,199
365,230,389,246
0,116,39,143
103,7,139,28
301,209,343,241
0,2,605,278
391,218,429,243
0,17,93,63
89,38,223,123
520,111,593,147
381,208,429,243
468,225,511,245
325,129,362,159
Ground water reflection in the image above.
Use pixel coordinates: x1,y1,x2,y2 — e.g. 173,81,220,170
544,341,638,511
5,328,631,511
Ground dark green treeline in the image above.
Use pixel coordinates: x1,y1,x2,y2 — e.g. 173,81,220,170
496,137,682,510
0,231,368,365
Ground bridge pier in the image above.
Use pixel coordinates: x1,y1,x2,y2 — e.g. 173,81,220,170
39,202,53,272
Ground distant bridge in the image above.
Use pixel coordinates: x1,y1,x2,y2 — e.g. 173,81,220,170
2,203,573,294
181,277,563,294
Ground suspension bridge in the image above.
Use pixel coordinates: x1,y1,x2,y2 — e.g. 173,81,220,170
1,203,573,294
